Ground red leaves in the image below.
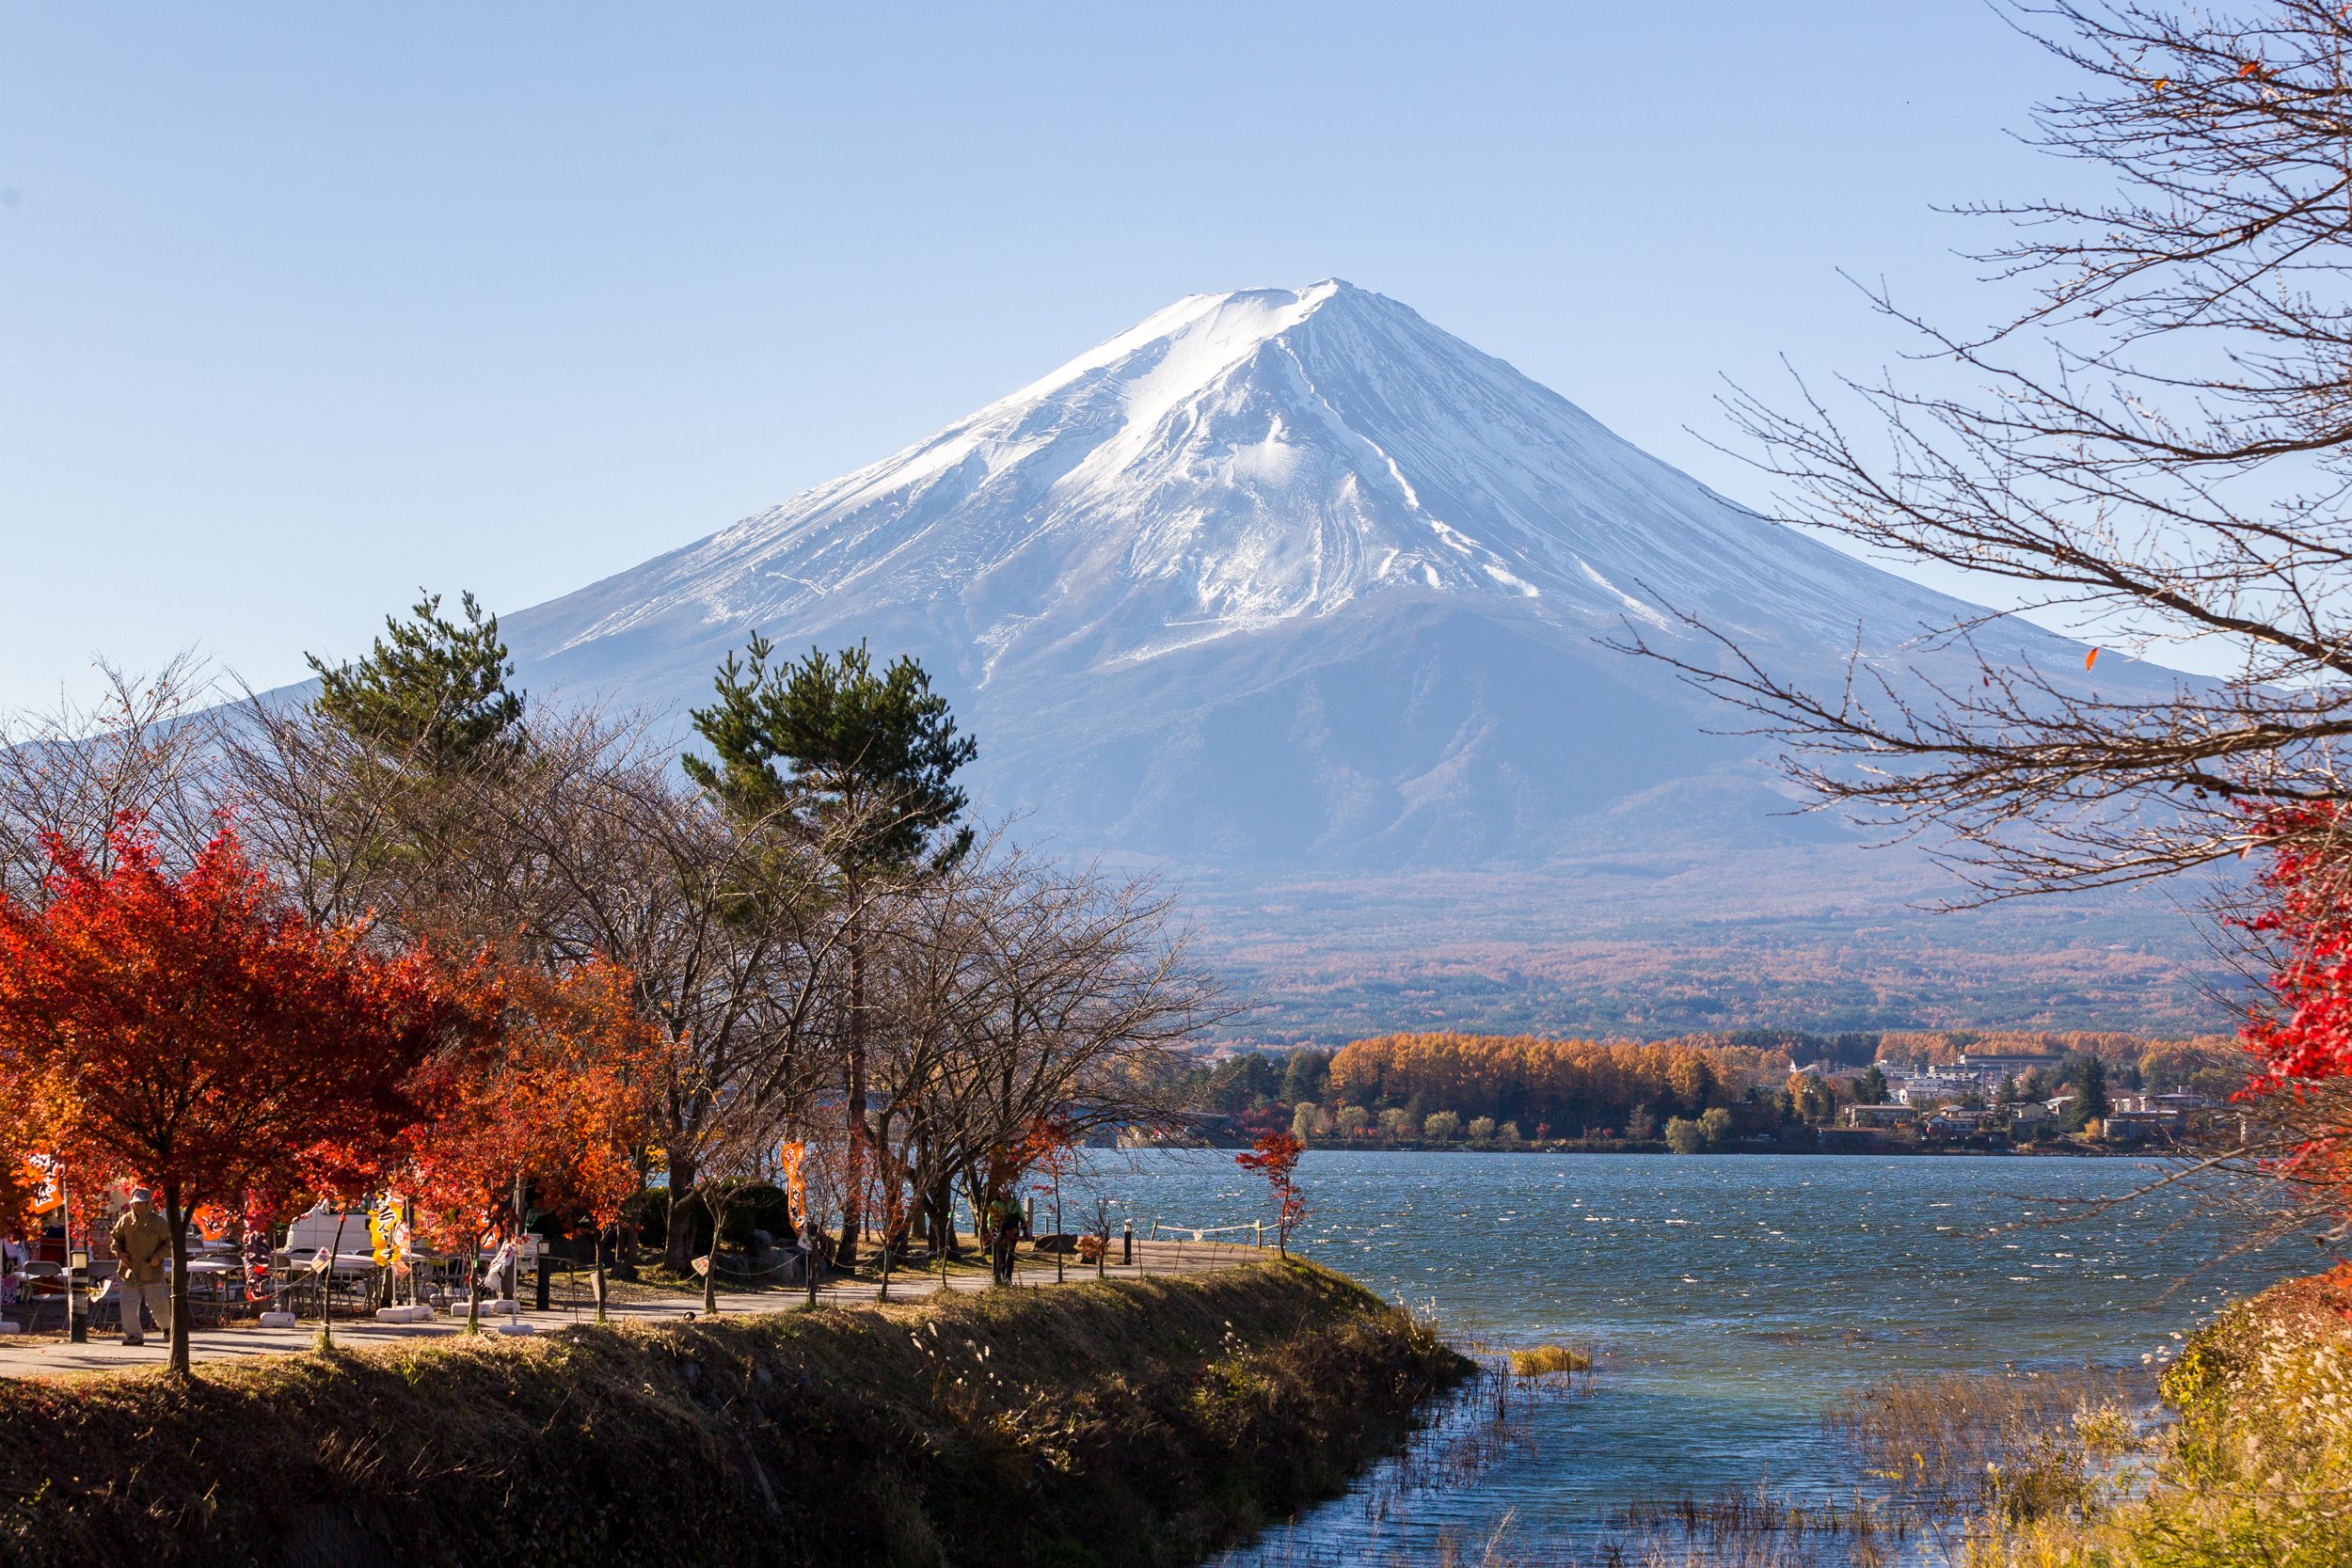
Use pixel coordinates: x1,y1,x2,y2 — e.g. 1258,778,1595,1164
2233,804,2352,1196
0,815,464,1219
1236,1130,1309,1251
1234,1129,1305,1182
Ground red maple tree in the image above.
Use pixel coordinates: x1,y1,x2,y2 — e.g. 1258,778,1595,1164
2233,806,2352,1212
0,816,467,1374
1235,1131,1309,1257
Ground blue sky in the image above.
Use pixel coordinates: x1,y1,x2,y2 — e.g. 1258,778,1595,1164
0,3,2074,713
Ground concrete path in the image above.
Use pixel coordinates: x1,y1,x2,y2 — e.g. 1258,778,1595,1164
0,1239,1270,1380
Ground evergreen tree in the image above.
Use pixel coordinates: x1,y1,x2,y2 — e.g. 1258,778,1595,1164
1279,1048,1331,1107
685,634,976,1267
2064,1054,2110,1131
1854,1064,1890,1105
684,634,974,870
308,590,523,768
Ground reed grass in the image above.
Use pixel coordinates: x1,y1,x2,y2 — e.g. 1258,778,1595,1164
1509,1344,1593,1378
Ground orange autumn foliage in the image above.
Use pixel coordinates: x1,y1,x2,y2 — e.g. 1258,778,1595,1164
1327,1033,1787,1130
403,954,666,1253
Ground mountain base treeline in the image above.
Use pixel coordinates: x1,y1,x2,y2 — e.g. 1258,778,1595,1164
0,1261,1467,1568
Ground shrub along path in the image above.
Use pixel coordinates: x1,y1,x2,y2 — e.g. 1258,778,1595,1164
0,1237,1270,1380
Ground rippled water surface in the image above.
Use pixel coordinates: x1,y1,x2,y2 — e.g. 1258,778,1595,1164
1086,1149,2303,1563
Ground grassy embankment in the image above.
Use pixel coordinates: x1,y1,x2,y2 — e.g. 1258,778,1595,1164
0,1258,1468,1568
1967,1268,2352,1567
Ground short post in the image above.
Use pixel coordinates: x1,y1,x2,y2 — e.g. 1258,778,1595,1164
1256,1220,1264,1249
533,1250,550,1313
1024,1195,1035,1237
66,1248,88,1344
1120,1220,1133,1267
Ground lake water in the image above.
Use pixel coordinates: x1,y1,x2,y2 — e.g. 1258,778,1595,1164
1083,1149,2305,1564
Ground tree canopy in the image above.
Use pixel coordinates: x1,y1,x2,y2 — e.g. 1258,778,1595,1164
309,590,524,769
686,635,975,876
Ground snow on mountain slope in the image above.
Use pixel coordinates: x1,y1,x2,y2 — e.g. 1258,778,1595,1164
501,280,2122,875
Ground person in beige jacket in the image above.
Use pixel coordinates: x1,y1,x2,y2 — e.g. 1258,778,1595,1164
109,1189,172,1346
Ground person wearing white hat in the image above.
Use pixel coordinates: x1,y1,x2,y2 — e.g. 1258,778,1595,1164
108,1189,172,1347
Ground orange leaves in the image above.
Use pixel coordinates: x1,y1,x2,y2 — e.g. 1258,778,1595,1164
1327,1032,1777,1132
2085,646,2101,671
403,952,669,1245
2237,59,2265,78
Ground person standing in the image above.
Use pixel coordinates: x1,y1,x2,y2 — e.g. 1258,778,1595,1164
109,1188,172,1347
985,1194,1021,1287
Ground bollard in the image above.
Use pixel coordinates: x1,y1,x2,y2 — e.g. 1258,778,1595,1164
1120,1220,1133,1266
534,1257,550,1312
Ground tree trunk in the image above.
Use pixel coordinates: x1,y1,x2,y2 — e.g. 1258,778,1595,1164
836,906,867,1269
663,1159,699,1275
465,1227,485,1335
165,1181,192,1378
593,1228,609,1324
320,1211,350,1351
701,1187,722,1315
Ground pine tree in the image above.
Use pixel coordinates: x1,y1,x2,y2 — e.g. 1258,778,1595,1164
685,634,976,1267
309,590,523,769
684,635,974,869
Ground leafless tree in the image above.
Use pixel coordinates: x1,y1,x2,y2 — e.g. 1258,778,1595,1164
1622,0,2352,901
0,656,224,900
916,849,1230,1245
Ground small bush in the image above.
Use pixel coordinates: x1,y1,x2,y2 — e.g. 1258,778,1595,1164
1468,1117,1498,1142
1699,1106,1736,1148
1422,1111,1462,1141
1497,1121,1521,1144
1663,1117,1706,1153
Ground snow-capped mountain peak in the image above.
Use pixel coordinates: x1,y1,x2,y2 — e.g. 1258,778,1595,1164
526,280,1963,689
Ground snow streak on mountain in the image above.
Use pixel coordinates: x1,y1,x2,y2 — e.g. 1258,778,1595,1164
501,280,2106,874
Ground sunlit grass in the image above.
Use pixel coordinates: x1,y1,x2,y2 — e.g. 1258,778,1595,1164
1507,1343,1590,1378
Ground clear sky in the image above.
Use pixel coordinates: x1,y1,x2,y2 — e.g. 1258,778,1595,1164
0,3,2080,714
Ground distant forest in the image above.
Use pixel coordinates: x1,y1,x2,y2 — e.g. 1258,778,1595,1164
1177,1028,2244,1144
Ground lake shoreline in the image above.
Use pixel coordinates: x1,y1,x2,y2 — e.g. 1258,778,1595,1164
0,1259,1470,1568
1171,1138,2149,1157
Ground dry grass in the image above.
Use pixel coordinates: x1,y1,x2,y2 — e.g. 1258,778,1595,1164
1827,1365,2150,1527
0,1259,1470,1568
1507,1344,1592,1378
1972,1268,2352,1568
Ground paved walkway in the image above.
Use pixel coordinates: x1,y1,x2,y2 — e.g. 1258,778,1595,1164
0,1239,1269,1380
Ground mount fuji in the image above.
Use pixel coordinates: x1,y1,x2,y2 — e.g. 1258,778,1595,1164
498,281,2206,1036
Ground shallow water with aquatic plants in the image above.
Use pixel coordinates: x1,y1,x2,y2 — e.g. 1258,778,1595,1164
1079,1149,2303,1565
